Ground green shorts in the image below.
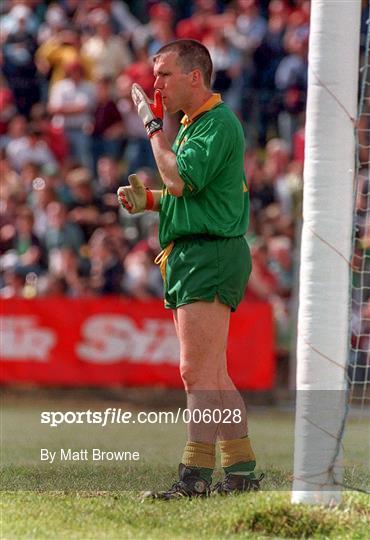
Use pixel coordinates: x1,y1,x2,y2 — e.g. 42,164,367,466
164,235,252,312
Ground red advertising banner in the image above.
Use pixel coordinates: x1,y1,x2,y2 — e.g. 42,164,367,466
0,298,275,389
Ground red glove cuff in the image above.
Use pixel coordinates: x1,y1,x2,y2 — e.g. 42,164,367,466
145,188,154,210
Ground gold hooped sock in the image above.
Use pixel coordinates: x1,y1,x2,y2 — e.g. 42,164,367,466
219,437,256,472
182,441,216,469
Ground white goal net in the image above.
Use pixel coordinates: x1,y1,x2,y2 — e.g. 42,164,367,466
349,13,370,410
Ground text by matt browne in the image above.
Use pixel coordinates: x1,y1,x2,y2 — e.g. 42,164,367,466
40,448,140,463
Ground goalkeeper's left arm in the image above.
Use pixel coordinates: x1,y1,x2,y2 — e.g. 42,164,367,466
117,174,162,214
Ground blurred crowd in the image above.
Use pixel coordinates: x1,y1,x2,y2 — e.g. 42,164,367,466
0,0,369,365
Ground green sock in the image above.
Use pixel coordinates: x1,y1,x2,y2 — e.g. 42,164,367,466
224,460,256,477
197,467,213,483
182,441,215,483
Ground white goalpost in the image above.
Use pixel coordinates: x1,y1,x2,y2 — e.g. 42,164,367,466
292,0,362,505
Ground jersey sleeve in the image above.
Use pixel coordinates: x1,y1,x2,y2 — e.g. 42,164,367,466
176,118,231,197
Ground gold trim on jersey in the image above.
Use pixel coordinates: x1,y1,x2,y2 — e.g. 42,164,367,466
180,93,223,127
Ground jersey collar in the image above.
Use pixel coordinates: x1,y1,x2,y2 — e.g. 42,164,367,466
181,93,223,127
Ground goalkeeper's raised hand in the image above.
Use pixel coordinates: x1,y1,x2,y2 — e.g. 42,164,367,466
117,174,154,214
131,83,163,138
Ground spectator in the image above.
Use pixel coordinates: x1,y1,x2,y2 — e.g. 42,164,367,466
95,155,123,211
48,245,91,297
65,167,101,241
248,156,276,215
30,103,69,164
0,266,25,298
89,76,124,173
0,85,16,136
176,0,222,42
99,211,131,262
2,11,40,116
35,28,93,89
88,229,124,295
204,29,242,112
224,0,268,143
37,273,68,297
122,43,155,98
107,0,141,36
122,248,159,300
246,238,291,362
264,138,293,217
1,190,22,254
245,239,279,302
60,0,81,25
133,3,176,56
275,30,308,146
292,113,305,164
40,163,74,206
253,0,288,144
44,201,84,255
81,8,132,80
0,154,22,220
267,235,293,295
6,123,57,173
125,217,163,298
287,1,310,36
0,3,39,43
0,113,27,152
28,178,57,239
37,4,68,45
225,0,267,54
48,59,95,169
10,206,44,275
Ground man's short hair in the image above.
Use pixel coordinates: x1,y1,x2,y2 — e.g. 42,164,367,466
153,39,213,88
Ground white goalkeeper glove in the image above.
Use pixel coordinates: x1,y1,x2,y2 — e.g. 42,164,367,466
131,83,164,138
117,174,155,214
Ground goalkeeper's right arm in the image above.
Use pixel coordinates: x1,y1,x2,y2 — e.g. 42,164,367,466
117,174,162,214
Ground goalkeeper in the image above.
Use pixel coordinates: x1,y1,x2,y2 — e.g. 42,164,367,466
118,39,263,499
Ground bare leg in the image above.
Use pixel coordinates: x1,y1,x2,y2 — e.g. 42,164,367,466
175,298,248,443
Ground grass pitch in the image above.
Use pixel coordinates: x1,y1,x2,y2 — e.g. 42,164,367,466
2,491,369,540
1,392,369,539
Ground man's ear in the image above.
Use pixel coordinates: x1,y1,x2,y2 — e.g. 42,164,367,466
190,69,203,86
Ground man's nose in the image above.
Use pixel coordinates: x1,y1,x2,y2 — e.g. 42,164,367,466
154,77,163,90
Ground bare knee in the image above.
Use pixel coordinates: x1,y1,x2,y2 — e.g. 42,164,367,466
180,361,220,391
180,362,199,390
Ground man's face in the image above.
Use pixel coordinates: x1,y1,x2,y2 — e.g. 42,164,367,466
153,52,193,114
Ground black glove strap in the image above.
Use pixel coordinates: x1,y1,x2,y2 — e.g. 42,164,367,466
146,118,163,138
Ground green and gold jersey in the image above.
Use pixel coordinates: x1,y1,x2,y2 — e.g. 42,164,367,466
158,94,249,248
